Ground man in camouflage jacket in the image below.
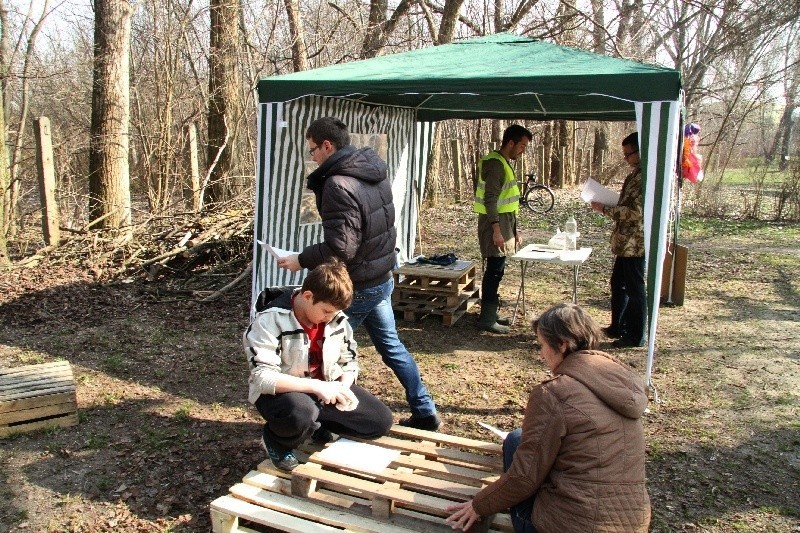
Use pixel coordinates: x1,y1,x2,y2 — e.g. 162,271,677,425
591,132,646,347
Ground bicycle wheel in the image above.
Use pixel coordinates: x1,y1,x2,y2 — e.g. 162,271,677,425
524,185,555,214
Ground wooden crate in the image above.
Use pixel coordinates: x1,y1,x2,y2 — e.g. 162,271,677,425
0,360,78,438
392,261,479,326
210,425,512,533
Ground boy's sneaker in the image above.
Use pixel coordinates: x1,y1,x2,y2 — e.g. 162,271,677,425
260,437,300,472
311,427,339,444
399,413,442,431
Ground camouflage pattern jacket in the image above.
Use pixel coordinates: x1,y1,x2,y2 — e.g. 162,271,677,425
603,167,644,257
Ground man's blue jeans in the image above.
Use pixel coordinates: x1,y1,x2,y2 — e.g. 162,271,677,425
345,277,437,418
504,428,537,533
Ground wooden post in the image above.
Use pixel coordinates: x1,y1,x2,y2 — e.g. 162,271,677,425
33,117,60,246
187,122,200,211
450,138,463,201
538,146,545,181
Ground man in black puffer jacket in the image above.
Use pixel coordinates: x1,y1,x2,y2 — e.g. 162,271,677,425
277,117,441,431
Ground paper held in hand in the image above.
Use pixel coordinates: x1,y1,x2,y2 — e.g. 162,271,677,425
581,177,620,207
256,240,297,260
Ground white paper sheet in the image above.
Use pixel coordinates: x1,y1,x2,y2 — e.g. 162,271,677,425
314,438,401,473
580,177,620,206
478,422,510,440
256,240,297,260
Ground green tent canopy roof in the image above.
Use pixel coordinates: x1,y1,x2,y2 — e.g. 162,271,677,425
257,33,682,121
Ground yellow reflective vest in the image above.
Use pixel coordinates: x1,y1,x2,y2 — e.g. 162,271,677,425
473,151,520,214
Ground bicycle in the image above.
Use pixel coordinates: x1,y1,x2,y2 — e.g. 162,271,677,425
519,171,555,214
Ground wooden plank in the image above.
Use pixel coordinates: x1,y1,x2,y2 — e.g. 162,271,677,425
348,435,502,472
394,262,475,279
0,399,77,425
0,360,71,378
305,455,481,500
0,385,77,403
0,412,78,438
388,426,504,455
0,391,76,415
210,495,340,532
290,464,455,516
229,482,421,533
0,373,75,391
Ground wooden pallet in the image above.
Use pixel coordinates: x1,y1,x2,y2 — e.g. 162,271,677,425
393,287,480,326
210,425,512,533
392,261,478,326
1,360,78,438
393,261,477,297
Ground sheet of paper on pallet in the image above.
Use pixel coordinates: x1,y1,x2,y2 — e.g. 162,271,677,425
580,177,619,206
315,438,401,473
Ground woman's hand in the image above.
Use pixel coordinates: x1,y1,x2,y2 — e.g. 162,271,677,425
445,500,480,531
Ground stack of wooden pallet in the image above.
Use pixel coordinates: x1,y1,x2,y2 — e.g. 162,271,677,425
391,261,480,326
210,425,511,532
1,360,78,438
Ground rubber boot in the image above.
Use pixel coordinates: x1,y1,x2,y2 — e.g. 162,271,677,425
496,301,511,326
478,301,510,334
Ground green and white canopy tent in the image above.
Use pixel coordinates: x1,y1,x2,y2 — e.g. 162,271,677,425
254,33,682,387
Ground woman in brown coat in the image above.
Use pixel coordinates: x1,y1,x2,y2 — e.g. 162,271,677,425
446,303,651,532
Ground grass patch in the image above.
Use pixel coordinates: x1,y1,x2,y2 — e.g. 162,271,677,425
102,354,124,372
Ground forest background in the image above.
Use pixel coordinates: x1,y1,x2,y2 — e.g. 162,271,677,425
0,0,799,531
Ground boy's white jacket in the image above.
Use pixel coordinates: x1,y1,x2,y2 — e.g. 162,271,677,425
243,289,359,404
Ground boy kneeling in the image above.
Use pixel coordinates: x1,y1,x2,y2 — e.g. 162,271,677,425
244,259,393,471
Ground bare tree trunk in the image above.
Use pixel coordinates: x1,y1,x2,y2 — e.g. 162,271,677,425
438,0,465,43
543,121,554,186
361,0,413,58
770,104,797,170
0,0,8,118
593,126,608,176
206,0,242,210
88,0,133,231
0,83,8,265
6,0,51,238
283,0,308,71
0,0,8,254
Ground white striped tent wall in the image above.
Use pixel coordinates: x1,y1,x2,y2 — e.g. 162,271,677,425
636,100,682,387
251,96,432,314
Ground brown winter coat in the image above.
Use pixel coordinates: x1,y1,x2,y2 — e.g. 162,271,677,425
472,350,651,532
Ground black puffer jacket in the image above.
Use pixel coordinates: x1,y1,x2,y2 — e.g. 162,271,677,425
298,145,397,290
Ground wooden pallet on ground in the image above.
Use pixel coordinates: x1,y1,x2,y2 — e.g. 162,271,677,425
392,287,480,326
392,261,479,326
210,425,511,533
0,360,78,438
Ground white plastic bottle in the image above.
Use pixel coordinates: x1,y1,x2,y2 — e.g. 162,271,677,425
565,215,577,251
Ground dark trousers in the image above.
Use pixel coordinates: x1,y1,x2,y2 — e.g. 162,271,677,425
610,255,647,345
503,428,538,533
482,256,506,304
255,383,393,451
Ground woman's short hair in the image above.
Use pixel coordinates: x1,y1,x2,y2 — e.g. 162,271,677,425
532,303,602,354
301,258,353,310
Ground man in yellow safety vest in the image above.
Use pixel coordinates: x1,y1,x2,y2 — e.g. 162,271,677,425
473,124,532,333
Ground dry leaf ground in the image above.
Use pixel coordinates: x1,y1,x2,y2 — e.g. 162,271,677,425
1,190,798,532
